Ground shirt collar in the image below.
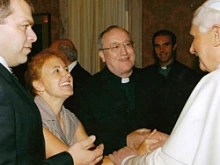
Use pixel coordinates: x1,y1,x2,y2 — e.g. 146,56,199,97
0,56,12,73
68,61,77,72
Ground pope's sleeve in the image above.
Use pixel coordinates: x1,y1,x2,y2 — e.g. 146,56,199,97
122,148,166,165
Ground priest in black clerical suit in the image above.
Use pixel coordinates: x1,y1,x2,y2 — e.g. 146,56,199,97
142,29,204,135
143,60,203,134
75,25,163,155
75,66,162,155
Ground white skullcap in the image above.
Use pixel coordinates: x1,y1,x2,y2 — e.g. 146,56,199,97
204,0,220,11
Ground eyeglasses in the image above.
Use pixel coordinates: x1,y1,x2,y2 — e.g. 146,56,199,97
100,41,134,53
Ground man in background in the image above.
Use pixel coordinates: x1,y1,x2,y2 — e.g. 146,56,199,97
50,39,91,113
142,29,203,134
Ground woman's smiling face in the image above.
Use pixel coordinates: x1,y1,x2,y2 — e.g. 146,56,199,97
39,56,73,100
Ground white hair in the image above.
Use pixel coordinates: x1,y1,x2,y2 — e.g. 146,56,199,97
193,0,220,33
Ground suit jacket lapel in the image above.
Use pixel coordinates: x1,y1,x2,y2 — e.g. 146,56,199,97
0,64,34,108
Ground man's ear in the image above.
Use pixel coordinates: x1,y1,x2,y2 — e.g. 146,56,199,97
213,25,220,47
173,43,177,50
32,80,44,93
98,50,106,62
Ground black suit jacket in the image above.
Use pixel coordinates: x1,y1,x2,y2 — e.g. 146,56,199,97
0,64,72,165
70,63,91,88
64,62,91,113
75,67,162,155
142,60,204,134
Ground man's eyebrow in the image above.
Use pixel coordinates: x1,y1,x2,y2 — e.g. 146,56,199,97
163,42,171,45
21,19,34,25
154,42,171,46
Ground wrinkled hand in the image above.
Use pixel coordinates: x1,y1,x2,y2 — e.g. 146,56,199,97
68,135,104,165
148,131,169,152
126,128,151,149
109,146,138,165
137,138,159,155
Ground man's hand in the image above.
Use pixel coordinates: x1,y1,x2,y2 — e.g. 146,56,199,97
126,128,151,149
127,129,169,155
109,146,138,165
137,138,159,155
148,131,169,151
68,135,104,165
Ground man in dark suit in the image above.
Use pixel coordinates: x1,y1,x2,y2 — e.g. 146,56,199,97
142,29,204,134
75,25,163,155
0,0,103,164
49,39,91,113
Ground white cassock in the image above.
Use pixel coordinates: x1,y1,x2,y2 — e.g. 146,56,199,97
123,68,220,165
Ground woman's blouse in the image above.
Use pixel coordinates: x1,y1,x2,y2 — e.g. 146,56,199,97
34,95,79,146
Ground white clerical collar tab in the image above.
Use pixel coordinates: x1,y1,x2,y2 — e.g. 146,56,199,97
204,0,220,11
161,66,167,70
121,78,130,83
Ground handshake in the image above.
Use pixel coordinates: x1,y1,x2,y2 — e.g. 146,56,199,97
109,128,169,165
68,129,168,165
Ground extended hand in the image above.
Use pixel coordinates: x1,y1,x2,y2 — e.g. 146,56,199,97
126,128,151,149
109,146,137,165
68,135,104,165
137,138,159,155
148,131,169,152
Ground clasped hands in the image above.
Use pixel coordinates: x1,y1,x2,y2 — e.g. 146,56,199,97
109,128,169,165
127,128,168,155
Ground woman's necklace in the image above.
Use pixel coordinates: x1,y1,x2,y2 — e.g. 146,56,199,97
58,116,65,135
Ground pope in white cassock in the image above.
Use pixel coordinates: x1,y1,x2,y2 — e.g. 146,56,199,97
110,0,220,164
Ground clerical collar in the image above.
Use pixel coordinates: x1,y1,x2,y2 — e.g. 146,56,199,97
160,61,173,70
158,61,174,77
161,66,167,70
121,78,130,83
68,61,77,72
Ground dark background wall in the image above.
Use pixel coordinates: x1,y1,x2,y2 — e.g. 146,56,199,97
33,0,60,42
142,0,205,72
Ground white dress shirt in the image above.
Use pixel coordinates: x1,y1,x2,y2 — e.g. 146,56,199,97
0,56,12,73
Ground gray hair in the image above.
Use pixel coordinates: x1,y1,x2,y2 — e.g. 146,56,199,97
193,1,220,33
97,25,131,50
58,43,78,62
